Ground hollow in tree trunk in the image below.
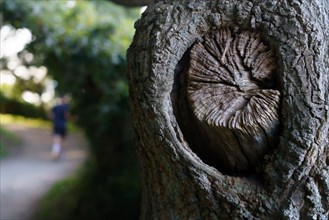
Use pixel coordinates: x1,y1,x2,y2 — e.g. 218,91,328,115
127,0,329,219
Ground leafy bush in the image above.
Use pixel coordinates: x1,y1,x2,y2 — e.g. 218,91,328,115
2,0,142,218
0,91,47,119
35,162,140,220
0,126,21,158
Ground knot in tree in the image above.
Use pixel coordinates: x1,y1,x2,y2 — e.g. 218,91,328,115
186,28,280,173
128,0,329,218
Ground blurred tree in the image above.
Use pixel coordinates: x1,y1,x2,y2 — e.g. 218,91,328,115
1,26,50,107
2,60,48,104
2,0,141,219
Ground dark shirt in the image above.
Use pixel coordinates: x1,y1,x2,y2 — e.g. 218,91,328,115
52,104,69,128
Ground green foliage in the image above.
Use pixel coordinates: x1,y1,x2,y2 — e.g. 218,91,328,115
0,125,21,158
0,114,82,131
1,60,48,102
35,162,140,220
2,0,142,218
0,91,48,119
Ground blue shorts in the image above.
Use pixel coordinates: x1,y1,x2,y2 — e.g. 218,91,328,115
53,124,67,137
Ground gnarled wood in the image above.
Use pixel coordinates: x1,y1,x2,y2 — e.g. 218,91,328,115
186,28,280,172
127,0,329,219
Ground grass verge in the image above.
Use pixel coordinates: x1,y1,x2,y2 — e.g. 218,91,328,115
0,114,51,128
34,173,81,220
0,114,79,132
0,126,22,158
34,160,141,220
0,114,79,158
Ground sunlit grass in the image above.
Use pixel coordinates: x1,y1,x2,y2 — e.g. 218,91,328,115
0,114,79,131
0,125,22,158
0,114,51,127
0,114,45,158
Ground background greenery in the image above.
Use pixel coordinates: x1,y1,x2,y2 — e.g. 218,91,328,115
0,92,48,118
1,0,142,219
0,124,21,158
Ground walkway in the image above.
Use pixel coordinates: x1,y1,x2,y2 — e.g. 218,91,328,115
0,123,87,220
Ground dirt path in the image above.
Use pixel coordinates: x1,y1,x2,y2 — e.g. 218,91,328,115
0,123,87,220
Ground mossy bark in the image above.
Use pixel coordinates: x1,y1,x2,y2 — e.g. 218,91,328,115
127,0,329,219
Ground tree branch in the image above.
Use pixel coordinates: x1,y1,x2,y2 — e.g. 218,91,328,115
108,0,153,7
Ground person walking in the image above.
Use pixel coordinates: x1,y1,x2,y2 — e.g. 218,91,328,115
50,96,69,160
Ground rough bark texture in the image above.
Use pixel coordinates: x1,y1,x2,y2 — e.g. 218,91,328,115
127,0,329,219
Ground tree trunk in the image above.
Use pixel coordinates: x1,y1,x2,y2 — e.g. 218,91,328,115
127,0,329,219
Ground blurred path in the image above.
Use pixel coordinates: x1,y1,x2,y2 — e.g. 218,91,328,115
0,123,87,220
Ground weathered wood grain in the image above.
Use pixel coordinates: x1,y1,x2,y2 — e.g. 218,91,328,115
127,0,329,218
186,28,280,172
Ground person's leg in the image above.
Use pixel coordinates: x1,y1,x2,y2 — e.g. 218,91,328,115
51,134,61,159
52,124,67,159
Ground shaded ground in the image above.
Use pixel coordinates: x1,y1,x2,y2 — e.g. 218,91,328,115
0,123,87,220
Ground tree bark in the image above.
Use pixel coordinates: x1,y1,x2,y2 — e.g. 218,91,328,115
127,0,329,219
